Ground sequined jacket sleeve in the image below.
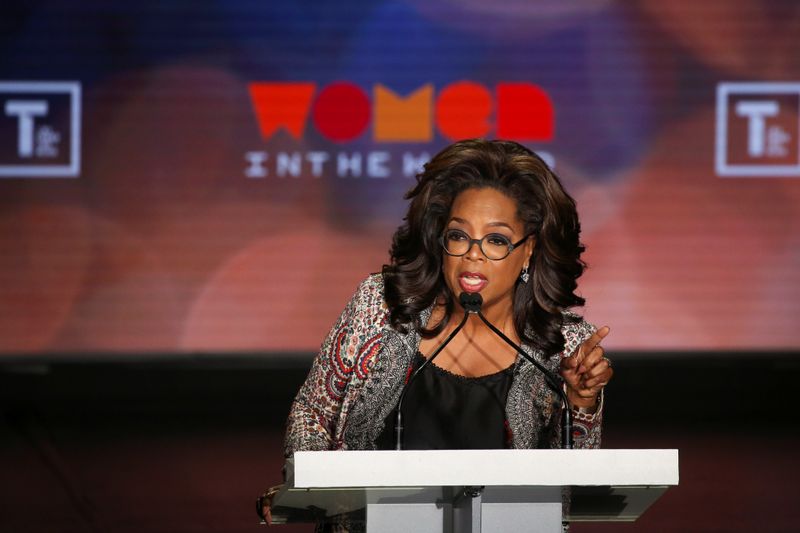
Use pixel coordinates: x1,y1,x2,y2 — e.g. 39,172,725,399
550,317,603,449
283,275,386,458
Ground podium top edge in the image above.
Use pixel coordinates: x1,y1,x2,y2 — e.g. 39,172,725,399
289,449,680,488
294,449,679,455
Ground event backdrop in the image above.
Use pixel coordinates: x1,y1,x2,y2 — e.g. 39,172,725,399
1,0,799,355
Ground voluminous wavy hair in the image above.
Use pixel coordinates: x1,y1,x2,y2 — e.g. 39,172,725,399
382,139,586,359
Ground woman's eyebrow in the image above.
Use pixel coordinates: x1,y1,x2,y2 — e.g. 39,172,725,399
486,221,514,230
448,217,514,231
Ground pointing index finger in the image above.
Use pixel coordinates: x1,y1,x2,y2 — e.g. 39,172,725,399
582,326,610,355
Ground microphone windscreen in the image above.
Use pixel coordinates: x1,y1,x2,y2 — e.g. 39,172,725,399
459,292,483,313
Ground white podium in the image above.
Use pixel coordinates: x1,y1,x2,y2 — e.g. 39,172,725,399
270,449,679,532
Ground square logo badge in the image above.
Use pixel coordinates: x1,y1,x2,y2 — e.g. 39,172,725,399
716,82,800,177
0,81,81,178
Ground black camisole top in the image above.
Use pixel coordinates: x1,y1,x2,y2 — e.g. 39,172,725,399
377,352,515,450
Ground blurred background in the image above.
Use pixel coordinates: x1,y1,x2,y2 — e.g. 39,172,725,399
1,0,798,531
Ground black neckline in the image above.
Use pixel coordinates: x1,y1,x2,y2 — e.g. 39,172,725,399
414,351,515,382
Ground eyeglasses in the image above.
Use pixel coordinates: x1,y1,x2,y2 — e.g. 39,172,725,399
441,228,530,261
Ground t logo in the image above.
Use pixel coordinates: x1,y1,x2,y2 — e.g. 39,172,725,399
5,100,49,157
716,82,800,177
0,81,81,178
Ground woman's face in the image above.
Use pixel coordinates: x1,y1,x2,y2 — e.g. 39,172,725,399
442,187,534,312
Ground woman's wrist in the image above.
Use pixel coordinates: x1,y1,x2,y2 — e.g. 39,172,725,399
567,389,601,411
567,389,604,424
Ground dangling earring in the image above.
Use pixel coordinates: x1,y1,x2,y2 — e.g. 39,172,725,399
519,265,530,284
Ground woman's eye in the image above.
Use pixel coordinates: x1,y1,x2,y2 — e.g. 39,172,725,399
447,230,468,241
486,234,511,247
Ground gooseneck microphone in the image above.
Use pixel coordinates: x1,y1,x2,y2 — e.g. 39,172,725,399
471,295,573,449
394,293,481,450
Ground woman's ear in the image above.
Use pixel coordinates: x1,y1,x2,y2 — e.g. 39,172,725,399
525,236,536,265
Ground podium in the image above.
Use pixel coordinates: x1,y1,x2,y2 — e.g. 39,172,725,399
270,449,678,532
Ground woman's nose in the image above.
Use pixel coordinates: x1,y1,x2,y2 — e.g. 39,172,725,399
464,239,485,260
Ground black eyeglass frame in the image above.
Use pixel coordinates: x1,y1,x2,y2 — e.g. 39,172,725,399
440,229,532,261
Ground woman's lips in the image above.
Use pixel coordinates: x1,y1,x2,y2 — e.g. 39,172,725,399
458,272,488,293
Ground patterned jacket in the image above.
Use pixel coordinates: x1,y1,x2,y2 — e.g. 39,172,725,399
284,273,603,457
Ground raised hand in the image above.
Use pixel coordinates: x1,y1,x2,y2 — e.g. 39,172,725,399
559,326,613,409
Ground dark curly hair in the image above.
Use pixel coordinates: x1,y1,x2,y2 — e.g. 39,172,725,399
382,139,586,358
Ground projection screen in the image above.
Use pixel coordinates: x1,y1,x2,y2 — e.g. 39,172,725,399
1,0,798,355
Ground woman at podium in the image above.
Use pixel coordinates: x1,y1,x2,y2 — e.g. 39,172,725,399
265,139,613,529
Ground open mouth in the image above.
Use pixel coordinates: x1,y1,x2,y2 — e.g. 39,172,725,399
458,272,488,293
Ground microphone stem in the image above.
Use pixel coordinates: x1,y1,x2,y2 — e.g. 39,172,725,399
395,311,471,450
476,311,573,449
